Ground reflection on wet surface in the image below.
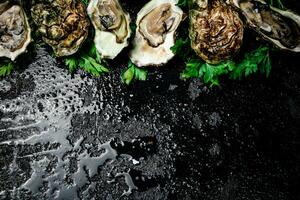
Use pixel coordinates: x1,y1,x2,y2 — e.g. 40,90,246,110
1,46,300,199
0,48,174,199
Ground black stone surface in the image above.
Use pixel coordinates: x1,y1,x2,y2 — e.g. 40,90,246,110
1,0,300,199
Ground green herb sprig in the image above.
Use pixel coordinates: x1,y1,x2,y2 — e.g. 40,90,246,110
180,58,236,87
231,46,271,80
172,37,272,86
170,37,194,61
181,47,271,86
177,0,190,10
120,22,149,85
121,61,148,85
63,43,109,76
80,0,89,6
0,59,14,78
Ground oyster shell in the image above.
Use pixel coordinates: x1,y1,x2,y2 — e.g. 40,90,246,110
189,0,244,64
129,0,183,67
31,0,89,57
0,1,31,61
87,0,131,59
230,0,300,52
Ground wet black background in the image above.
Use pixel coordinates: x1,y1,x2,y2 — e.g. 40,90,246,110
117,0,300,199
1,0,300,199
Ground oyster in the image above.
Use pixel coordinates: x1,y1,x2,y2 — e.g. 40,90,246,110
129,0,183,67
230,0,300,52
31,0,89,57
189,0,244,64
87,0,131,59
0,1,31,61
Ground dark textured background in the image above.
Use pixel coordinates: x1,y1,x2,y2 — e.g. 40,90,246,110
0,0,300,199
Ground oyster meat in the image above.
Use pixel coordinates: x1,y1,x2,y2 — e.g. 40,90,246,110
189,0,244,64
0,1,31,61
129,0,183,67
230,0,300,52
87,0,131,59
31,0,89,57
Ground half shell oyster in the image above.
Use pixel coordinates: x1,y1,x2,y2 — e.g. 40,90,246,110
129,0,183,67
0,1,31,61
230,0,300,52
189,0,244,64
87,0,131,59
31,0,89,57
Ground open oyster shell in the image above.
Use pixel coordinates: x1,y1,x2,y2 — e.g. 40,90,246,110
230,0,300,52
189,0,244,64
0,1,31,61
31,0,89,57
87,0,131,59
129,0,183,67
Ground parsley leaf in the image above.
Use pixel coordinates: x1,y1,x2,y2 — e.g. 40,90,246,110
231,46,271,80
63,43,109,76
64,57,78,73
199,61,236,86
177,0,190,9
180,58,202,79
180,46,272,86
181,59,235,86
0,59,14,77
260,52,272,77
80,0,89,5
121,61,148,85
171,38,194,61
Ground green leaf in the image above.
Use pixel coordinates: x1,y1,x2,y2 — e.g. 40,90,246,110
63,41,109,76
122,66,135,85
180,58,202,79
171,38,188,53
180,45,272,86
0,60,14,77
80,0,89,5
261,53,272,77
200,61,234,86
78,55,109,77
88,43,101,62
171,38,194,61
230,46,271,80
181,57,236,86
64,57,78,73
89,56,109,73
134,67,148,81
121,61,148,85
177,0,189,9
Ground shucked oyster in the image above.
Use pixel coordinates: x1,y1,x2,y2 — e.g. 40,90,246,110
129,0,183,67
31,0,89,57
189,0,244,64
87,0,131,59
230,0,300,52
0,1,31,61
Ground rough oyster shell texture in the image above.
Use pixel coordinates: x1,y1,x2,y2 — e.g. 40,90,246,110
31,0,89,57
189,0,244,64
87,0,131,59
230,0,300,52
129,0,183,67
0,1,31,61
